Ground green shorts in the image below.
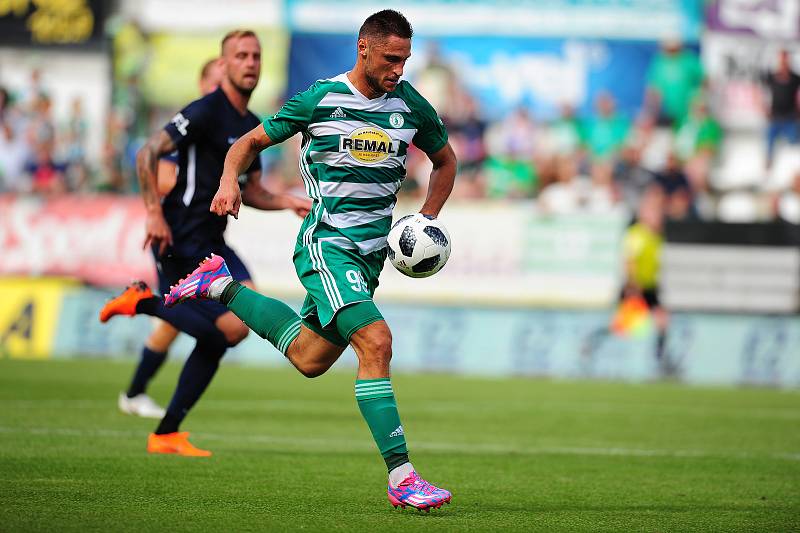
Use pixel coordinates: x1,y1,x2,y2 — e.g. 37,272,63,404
293,241,387,345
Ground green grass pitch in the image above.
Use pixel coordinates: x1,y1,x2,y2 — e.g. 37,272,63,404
0,358,798,532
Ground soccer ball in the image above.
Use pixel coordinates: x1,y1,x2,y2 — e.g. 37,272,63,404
386,213,451,278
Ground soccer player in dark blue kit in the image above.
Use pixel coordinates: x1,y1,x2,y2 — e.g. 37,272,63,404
100,30,310,456
106,58,225,420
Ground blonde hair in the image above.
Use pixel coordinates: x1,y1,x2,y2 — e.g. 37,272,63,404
221,30,258,55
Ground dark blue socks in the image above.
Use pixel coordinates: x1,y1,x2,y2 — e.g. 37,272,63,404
126,347,167,398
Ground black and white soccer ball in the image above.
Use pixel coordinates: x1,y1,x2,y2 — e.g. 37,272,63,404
386,213,451,278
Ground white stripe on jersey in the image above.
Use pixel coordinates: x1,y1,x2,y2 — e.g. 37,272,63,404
318,236,387,255
318,180,401,198
317,92,411,113
307,120,417,145
321,205,394,229
299,132,321,200
309,150,406,169
308,242,342,309
182,145,197,206
312,243,344,308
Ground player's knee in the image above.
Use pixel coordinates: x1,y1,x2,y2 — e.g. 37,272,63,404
296,361,329,379
222,322,250,346
359,329,393,365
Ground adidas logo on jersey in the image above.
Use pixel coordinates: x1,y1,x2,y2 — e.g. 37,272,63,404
389,425,404,438
330,107,347,119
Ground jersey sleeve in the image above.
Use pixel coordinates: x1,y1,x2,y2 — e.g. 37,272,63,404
408,88,448,155
163,98,211,149
261,84,322,144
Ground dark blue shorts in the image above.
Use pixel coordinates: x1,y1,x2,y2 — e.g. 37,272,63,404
153,243,252,322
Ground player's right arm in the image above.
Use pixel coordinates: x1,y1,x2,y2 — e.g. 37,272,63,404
136,130,178,255
212,83,322,219
211,124,275,219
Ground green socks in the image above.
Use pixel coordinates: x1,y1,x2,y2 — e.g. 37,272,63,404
356,378,410,471
221,283,410,470
221,281,301,354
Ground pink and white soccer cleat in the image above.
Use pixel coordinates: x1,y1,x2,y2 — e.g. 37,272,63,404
164,254,231,307
387,471,451,512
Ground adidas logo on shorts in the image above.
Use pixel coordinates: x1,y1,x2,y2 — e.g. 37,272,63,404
330,107,346,119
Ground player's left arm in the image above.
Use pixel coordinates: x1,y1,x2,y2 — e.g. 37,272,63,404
241,170,311,217
419,142,457,218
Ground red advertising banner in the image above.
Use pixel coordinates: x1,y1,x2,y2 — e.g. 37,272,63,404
0,195,155,287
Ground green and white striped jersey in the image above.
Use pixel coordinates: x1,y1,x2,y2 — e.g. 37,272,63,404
261,73,448,255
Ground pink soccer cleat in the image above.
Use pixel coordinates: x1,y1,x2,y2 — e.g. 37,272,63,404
164,254,231,307
387,471,452,512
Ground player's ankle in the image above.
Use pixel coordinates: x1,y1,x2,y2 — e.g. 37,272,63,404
208,276,234,301
388,461,414,488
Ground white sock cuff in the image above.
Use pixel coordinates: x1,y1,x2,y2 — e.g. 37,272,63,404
207,276,234,301
388,461,414,488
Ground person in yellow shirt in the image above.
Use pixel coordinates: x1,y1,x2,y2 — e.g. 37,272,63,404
620,186,670,368
581,186,672,374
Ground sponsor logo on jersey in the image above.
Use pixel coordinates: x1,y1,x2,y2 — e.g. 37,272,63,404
339,126,398,164
389,113,404,128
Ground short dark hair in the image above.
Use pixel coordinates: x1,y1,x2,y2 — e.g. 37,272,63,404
358,10,413,40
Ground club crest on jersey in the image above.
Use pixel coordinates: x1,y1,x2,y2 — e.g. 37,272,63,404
389,113,404,128
339,126,398,164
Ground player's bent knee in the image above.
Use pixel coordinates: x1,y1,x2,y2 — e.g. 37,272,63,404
296,361,329,379
216,312,250,346
351,322,393,364
226,324,250,346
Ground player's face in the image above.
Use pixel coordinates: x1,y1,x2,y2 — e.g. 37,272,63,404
361,35,411,95
224,36,262,96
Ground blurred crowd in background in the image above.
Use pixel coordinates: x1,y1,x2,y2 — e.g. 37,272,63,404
2,21,800,227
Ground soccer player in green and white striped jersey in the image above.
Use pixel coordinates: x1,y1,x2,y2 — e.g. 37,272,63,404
166,10,457,510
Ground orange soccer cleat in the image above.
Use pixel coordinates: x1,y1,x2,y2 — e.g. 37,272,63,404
99,281,153,323
147,432,212,457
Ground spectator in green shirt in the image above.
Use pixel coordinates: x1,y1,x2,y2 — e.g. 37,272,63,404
645,37,704,127
675,96,722,198
581,92,630,161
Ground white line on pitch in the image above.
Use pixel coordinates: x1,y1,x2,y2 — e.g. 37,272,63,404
0,425,797,462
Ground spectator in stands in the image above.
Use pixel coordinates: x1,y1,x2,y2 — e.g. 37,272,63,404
614,144,656,211
0,88,29,192
655,152,697,220
62,96,89,191
24,145,67,195
773,170,800,224
26,92,56,154
538,154,585,214
581,92,629,163
538,104,582,190
587,160,620,213
675,96,722,213
644,36,704,128
484,106,539,198
762,49,800,169
448,95,487,198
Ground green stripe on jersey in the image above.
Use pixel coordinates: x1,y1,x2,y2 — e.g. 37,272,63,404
313,165,405,184
262,73,447,254
323,193,396,214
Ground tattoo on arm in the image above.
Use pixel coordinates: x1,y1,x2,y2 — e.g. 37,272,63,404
137,130,176,210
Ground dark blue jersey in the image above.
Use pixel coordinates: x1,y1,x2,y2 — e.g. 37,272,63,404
161,87,261,258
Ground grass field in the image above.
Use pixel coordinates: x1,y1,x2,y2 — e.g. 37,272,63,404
0,358,798,532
